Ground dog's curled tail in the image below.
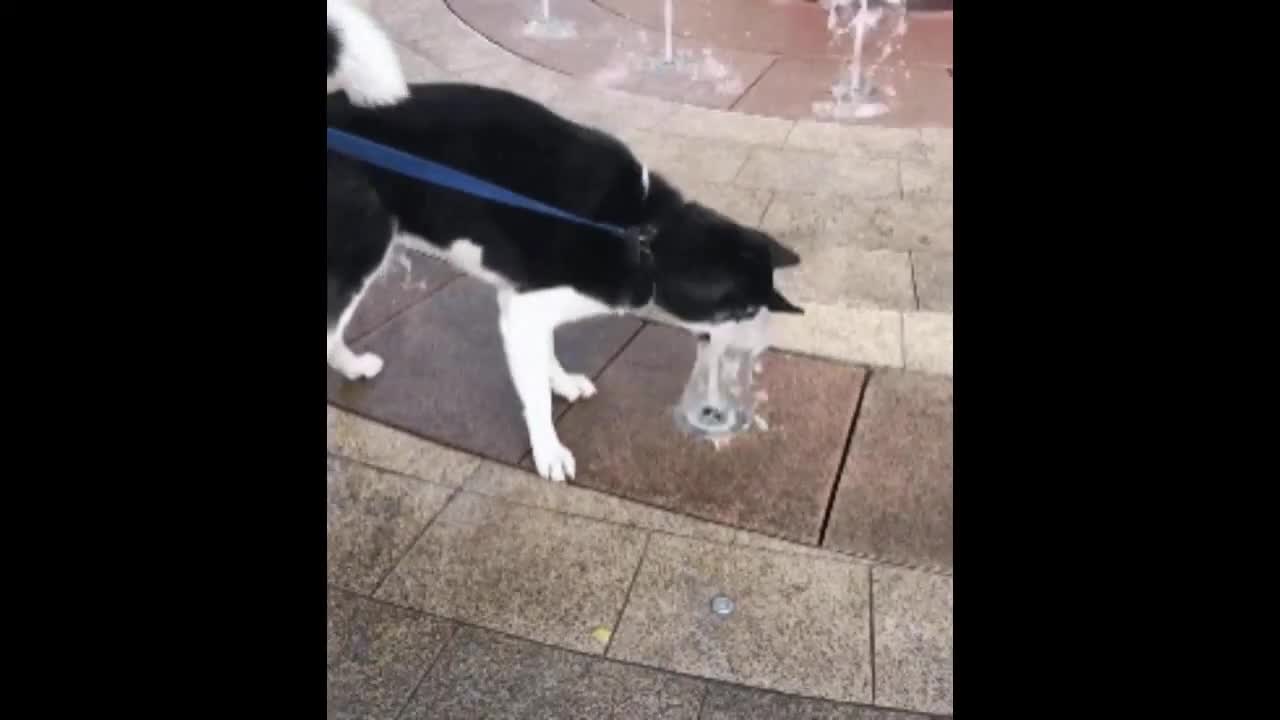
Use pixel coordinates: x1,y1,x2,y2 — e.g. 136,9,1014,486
326,0,409,107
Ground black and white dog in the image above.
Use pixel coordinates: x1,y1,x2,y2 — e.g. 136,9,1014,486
326,0,803,481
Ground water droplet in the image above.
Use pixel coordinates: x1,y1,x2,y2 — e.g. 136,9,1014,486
710,594,735,615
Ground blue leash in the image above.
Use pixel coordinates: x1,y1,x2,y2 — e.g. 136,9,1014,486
327,127,630,238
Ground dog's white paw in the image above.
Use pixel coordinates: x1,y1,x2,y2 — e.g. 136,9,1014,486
550,372,597,403
341,352,384,381
531,438,576,482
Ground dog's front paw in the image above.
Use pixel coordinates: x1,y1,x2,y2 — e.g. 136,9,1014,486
341,352,384,381
531,438,576,482
550,372,597,403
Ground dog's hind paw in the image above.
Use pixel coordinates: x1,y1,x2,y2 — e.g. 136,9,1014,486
532,439,576,482
341,352,384,381
550,372,597,403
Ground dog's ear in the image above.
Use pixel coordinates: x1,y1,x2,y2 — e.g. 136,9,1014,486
754,232,801,269
766,288,804,314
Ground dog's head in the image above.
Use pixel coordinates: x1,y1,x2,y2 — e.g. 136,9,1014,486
648,202,802,335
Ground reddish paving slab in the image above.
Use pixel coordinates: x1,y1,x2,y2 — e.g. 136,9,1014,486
552,323,865,544
447,0,951,126
733,55,952,127
595,0,951,66
327,276,643,463
593,0,838,56
346,252,460,342
823,369,952,570
451,0,776,108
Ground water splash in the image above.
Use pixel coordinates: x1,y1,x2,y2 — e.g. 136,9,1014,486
590,45,745,97
674,316,774,449
663,0,674,63
814,0,908,121
521,1,576,39
384,247,430,291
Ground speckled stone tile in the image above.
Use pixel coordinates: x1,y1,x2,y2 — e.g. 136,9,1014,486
465,460,735,544
700,682,932,720
677,180,774,228
823,371,952,570
760,193,953,255
785,121,929,161
327,455,456,594
327,406,482,488
376,492,648,654
345,249,459,342
327,588,455,720
731,529,864,564
619,129,755,187
608,533,873,703
902,312,952,377
911,253,952,312
774,242,915,309
768,304,903,368
554,324,864,544
658,106,794,146
899,156,953,201
873,567,953,715
734,147,900,199
402,625,705,719
327,277,642,463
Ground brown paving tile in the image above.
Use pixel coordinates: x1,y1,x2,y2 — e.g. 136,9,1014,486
403,625,705,719
327,277,642,464
873,566,953,715
453,0,775,109
327,588,455,720
327,455,458,594
701,681,932,720
734,56,952,128
823,370,952,569
553,323,864,544
854,12,953,70
346,250,459,342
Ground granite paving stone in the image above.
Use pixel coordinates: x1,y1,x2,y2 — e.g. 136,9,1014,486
608,533,873,703
327,406,483,488
902,312,952,376
465,460,735,544
327,588,455,720
873,566,953,715
327,455,457,594
376,492,649,653
911,252,952,312
760,193,954,255
402,625,705,719
734,146,901,199
701,682,934,720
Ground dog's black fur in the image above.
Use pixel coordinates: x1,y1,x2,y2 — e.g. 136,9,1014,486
326,2,803,480
325,82,801,334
